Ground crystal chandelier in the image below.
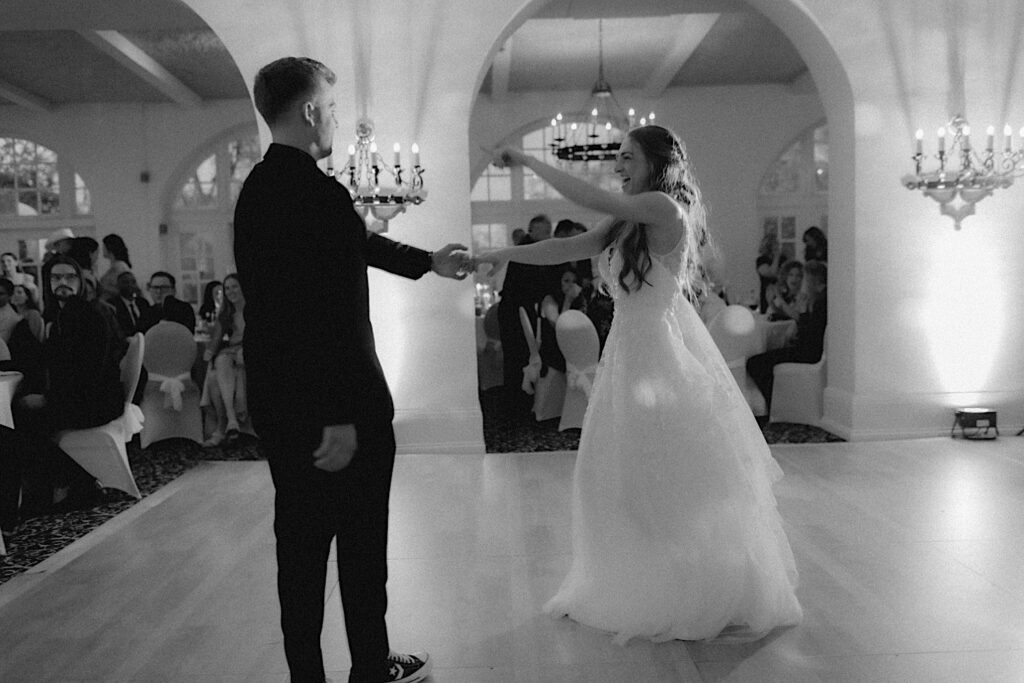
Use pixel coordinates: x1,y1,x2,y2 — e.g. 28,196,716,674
902,114,1024,229
550,19,653,164
331,117,425,232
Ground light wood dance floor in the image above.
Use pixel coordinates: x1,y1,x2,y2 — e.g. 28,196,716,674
1,437,1023,682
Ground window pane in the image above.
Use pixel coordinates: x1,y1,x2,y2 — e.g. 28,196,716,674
0,137,82,215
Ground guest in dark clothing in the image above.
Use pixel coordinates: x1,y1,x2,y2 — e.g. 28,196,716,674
497,214,562,414
2,255,124,535
138,271,195,333
110,271,151,338
802,226,828,263
538,266,587,375
197,280,223,327
554,220,593,288
234,56,468,683
746,260,827,415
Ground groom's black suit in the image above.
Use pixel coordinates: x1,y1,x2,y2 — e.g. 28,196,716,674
234,143,433,683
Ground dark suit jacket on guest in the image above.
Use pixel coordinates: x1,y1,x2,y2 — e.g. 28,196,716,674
233,143,433,438
46,298,125,430
139,295,195,334
112,295,152,338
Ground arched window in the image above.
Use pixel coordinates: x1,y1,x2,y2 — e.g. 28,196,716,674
0,136,94,282
167,129,260,303
756,122,828,262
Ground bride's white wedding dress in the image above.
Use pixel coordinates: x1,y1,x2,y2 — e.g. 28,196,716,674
543,233,803,644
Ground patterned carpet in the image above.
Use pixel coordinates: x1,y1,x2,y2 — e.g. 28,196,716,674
1,394,842,586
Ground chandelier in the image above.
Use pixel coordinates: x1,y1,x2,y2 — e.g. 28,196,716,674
331,118,425,232
550,19,653,164
902,114,1024,229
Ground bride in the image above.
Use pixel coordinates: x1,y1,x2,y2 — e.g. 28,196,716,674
477,125,802,644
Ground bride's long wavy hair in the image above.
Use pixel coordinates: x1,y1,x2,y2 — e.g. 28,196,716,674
603,125,712,301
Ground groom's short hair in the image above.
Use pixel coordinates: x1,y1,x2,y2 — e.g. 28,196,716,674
253,57,337,126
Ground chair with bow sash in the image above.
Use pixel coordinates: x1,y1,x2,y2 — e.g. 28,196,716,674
705,305,766,416
140,321,203,447
554,310,599,431
519,306,565,421
56,332,145,499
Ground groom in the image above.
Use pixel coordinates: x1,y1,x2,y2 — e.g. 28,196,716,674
234,56,469,683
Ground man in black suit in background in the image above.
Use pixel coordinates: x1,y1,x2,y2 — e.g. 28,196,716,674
110,271,151,338
234,57,469,683
139,271,195,333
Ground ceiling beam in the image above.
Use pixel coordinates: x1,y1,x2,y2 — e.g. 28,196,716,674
643,14,720,98
491,38,513,103
76,29,202,107
0,78,53,113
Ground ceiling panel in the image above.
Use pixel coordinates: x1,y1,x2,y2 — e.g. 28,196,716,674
0,31,170,104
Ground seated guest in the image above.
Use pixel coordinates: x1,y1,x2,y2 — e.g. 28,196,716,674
0,277,21,344
197,280,223,330
4,255,125,528
538,266,587,376
803,226,828,263
1,252,37,291
110,271,151,338
11,284,44,342
202,273,246,445
767,260,804,321
554,220,593,288
746,261,827,417
139,271,195,333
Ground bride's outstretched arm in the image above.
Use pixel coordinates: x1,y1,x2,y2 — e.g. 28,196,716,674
477,218,613,272
494,147,681,229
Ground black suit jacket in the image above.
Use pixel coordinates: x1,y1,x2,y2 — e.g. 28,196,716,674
233,143,432,435
139,295,194,334
112,295,152,337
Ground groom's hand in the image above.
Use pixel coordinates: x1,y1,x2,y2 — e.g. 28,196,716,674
313,424,358,471
431,243,472,280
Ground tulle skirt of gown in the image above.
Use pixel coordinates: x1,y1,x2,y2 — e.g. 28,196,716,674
542,283,802,644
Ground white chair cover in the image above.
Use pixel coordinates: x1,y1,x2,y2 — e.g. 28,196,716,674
706,306,766,415
1,371,23,430
770,336,827,426
141,322,202,447
57,333,145,499
555,310,600,431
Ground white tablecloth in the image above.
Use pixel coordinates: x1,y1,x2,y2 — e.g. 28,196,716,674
0,371,22,429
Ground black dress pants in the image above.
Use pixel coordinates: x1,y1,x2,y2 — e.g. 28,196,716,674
262,419,396,683
497,298,533,414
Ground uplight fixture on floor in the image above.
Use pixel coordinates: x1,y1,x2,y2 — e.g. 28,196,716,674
950,407,999,440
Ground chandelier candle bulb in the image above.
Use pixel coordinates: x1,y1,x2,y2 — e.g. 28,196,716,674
628,108,636,128
915,129,924,155
986,126,995,152
938,127,946,153
393,143,401,167
1005,124,1013,151
347,145,356,170
411,143,420,167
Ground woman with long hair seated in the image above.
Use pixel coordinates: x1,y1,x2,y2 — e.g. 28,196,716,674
197,280,223,330
202,274,247,445
11,283,44,341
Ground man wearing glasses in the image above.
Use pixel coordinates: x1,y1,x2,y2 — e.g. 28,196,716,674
139,271,196,333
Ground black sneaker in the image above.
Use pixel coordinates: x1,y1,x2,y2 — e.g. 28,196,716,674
384,651,431,683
